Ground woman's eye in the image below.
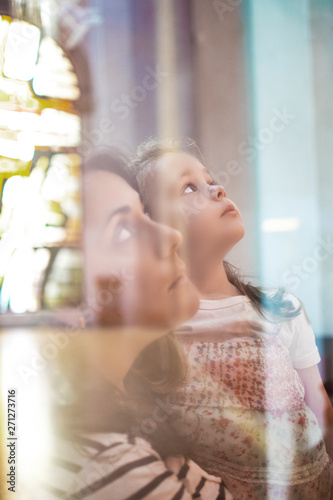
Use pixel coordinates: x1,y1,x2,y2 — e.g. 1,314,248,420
114,224,133,244
183,184,196,195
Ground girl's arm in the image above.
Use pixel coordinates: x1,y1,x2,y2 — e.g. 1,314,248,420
297,364,333,458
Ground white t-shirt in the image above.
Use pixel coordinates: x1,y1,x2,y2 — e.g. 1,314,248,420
175,294,320,370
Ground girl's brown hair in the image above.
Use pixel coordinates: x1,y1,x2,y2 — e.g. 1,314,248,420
130,137,301,322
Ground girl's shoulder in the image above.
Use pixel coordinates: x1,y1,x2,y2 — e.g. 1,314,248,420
274,293,320,369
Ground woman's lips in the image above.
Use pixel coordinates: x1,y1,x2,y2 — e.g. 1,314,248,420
169,273,188,291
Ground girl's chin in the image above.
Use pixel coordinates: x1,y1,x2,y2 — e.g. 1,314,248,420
229,222,245,240
218,229,245,258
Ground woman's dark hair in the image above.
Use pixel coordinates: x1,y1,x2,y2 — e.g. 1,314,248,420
54,149,191,457
83,148,188,388
84,150,140,192
130,137,301,322
52,332,192,459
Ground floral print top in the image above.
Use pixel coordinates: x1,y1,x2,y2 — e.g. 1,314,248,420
170,296,333,499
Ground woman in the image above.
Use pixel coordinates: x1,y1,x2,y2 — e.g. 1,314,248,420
36,152,232,500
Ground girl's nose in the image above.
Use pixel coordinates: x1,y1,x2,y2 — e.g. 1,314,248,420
208,184,226,200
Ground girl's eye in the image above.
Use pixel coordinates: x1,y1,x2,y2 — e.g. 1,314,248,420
183,184,196,195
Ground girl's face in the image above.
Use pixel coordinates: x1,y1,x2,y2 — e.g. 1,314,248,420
146,152,245,264
85,170,199,328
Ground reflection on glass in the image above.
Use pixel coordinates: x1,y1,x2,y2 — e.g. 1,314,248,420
3,21,41,81
33,37,81,101
0,332,53,495
0,154,82,313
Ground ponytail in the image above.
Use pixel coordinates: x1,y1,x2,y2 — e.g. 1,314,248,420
223,260,301,321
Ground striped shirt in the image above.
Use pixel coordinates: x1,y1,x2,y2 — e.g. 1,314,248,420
37,432,232,499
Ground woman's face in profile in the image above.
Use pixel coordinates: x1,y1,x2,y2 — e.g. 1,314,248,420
85,170,199,329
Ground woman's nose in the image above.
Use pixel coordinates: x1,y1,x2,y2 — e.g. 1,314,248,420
154,222,183,258
208,184,227,200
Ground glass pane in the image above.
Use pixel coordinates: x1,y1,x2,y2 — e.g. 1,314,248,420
0,154,82,313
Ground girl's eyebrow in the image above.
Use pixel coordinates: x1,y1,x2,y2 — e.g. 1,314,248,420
177,164,207,178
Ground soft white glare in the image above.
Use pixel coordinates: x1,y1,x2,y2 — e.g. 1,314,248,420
36,109,81,147
262,217,300,233
0,137,34,161
3,21,41,81
0,77,38,109
33,37,80,100
0,16,10,45
0,109,80,153
1,333,53,488
2,175,28,208
0,109,39,131
3,247,35,313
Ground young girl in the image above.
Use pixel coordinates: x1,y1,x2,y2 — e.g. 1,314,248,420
30,153,233,500
130,138,333,499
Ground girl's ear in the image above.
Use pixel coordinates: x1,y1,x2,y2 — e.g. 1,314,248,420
94,275,125,325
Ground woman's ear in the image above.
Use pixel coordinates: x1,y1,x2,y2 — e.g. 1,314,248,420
94,275,124,325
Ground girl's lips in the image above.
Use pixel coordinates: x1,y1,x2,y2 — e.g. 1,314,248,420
221,203,238,217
